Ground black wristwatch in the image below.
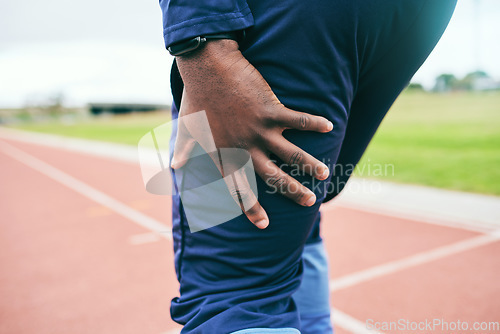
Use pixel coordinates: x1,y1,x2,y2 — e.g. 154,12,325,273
167,31,242,57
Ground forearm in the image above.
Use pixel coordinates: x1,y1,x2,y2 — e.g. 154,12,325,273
176,39,242,96
175,39,282,119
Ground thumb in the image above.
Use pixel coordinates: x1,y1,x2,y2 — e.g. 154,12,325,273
171,131,196,169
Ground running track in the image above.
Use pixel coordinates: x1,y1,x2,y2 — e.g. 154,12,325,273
1,130,499,334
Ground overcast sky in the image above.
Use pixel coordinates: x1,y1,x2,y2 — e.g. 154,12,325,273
0,0,499,108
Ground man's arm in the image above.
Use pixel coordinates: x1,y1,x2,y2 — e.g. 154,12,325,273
171,40,333,229
160,0,332,229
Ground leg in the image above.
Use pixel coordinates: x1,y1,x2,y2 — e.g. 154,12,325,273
292,214,333,334
168,1,457,333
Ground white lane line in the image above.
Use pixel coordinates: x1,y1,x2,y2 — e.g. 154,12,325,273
3,133,497,334
0,140,172,239
160,329,181,334
321,178,500,234
129,232,162,245
329,232,500,292
323,201,494,234
332,308,383,334
0,127,142,164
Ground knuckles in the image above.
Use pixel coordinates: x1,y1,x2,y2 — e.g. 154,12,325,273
266,175,286,190
297,114,309,130
229,186,251,204
288,151,303,166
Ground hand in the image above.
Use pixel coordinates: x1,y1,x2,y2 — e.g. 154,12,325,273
171,39,333,229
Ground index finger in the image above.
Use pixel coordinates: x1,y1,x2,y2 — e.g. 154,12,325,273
276,108,333,133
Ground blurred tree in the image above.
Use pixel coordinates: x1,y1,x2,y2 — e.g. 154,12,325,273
406,82,425,91
433,71,498,92
433,73,458,92
459,71,491,90
45,92,65,117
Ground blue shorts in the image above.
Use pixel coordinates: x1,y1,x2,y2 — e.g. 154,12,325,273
168,0,456,332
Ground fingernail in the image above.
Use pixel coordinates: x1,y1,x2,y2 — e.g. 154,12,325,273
304,193,316,206
319,166,330,180
255,219,269,229
326,121,334,131
170,158,176,168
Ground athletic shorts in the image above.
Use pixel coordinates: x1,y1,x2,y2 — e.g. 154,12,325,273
167,1,457,332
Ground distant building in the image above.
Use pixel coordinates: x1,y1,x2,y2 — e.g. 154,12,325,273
433,71,500,92
472,77,500,91
88,103,170,115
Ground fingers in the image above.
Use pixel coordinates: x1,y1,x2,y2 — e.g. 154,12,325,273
253,150,317,207
171,125,196,169
224,166,269,229
173,88,217,169
172,132,270,228
275,108,333,133
265,134,329,180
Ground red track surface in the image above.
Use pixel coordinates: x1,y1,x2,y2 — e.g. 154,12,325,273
1,139,499,334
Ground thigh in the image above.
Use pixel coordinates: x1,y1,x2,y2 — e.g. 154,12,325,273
169,3,355,332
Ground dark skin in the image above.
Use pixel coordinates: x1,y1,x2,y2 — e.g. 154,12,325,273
171,39,333,229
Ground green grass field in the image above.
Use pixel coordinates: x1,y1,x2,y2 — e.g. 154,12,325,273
6,91,500,195
357,91,500,195
8,111,171,146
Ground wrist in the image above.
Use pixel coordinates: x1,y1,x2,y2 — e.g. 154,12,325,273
176,39,243,85
177,38,240,61
168,31,242,57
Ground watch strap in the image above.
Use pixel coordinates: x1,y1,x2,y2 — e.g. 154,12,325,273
167,31,241,57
